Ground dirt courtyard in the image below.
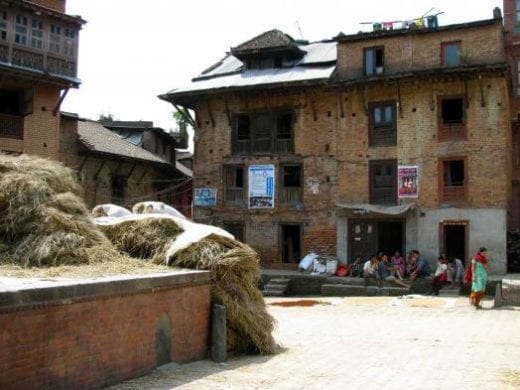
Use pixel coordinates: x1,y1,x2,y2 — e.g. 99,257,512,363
110,296,520,389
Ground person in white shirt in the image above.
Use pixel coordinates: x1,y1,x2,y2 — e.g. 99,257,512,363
430,256,448,296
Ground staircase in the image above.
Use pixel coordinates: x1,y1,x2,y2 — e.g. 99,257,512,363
263,278,290,297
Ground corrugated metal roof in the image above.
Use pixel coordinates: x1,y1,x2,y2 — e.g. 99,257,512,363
77,120,170,165
194,41,336,80
173,64,335,95
296,41,336,64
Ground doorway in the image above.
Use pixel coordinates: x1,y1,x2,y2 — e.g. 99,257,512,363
281,224,301,263
378,221,403,256
349,219,404,262
440,221,468,264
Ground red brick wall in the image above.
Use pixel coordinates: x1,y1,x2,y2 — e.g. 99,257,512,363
0,283,210,389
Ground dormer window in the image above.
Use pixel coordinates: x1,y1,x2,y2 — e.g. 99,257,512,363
364,46,384,76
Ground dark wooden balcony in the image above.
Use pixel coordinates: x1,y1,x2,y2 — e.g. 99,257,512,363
224,188,245,206
0,113,24,139
0,42,77,79
280,187,302,204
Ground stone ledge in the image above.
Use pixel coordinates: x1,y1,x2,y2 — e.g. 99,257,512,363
0,270,212,311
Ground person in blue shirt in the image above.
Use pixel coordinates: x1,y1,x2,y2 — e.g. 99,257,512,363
410,249,430,280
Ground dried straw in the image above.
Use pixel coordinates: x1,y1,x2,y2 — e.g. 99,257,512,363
0,154,123,267
170,234,277,354
99,217,183,264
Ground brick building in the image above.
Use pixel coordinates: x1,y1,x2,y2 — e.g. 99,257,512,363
60,113,192,214
503,0,520,231
0,0,85,158
161,13,510,273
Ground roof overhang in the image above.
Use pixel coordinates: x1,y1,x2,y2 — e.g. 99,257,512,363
8,0,86,26
0,62,81,88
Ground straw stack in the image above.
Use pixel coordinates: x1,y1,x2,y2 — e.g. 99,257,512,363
0,154,122,267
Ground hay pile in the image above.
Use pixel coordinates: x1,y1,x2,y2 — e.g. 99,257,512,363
97,213,277,354
99,216,183,264
170,234,277,354
0,154,122,267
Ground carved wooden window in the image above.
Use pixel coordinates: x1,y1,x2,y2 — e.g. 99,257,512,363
517,0,520,25
440,158,466,203
14,15,27,46
364,46,384,76
232,110,294,155
31,19,43,49
280,164,302,204
224,165,245,206
50,24,61,54
369,159,397,205
369,101,396,147
0,11,7,41
438,96,465,141
64,28,75,57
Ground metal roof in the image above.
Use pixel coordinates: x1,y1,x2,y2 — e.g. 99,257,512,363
165,40,337,98
171,65,335,96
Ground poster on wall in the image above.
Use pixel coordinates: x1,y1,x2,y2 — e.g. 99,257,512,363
248,165,275,208
398,166,419,198
194,188,217,206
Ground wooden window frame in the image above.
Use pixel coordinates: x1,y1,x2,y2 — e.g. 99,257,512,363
279,163,303,205
223,164,245,206
437,95,466,142
14,14,28,47
368,100,396,147
231,109,294,156
363,46,384,76
438,156,468,204
369,159,397,205
441,41,461,67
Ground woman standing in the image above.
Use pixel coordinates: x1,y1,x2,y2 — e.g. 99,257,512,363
470,247,489,309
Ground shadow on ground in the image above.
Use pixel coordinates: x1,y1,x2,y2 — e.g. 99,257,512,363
107,352,281,390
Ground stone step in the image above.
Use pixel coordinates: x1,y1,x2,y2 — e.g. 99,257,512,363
321,284,409,297
437,288,461,297
267,278,290,286
263,289,286,297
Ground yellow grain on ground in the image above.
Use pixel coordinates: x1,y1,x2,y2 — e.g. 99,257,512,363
402,298,445,308
500,369,520,387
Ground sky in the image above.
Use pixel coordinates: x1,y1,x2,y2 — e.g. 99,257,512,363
62,0,502,134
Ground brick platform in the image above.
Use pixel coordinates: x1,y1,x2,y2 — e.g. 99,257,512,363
0,270,212,390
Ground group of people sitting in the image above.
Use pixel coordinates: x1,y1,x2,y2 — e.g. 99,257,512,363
349,250,464,292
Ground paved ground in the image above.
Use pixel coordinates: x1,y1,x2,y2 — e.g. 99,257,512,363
110,296,520,390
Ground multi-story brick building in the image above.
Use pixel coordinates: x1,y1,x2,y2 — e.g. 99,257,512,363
161,12,510,274
503,0,520,232
0,0,85,158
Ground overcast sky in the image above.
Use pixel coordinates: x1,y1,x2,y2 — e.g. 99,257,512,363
62,0,502,133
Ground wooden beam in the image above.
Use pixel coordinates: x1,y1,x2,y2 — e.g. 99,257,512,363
53,88,69,116
78,156,88,175
363,87,368,115
126,163,137,180
396,81,403,118
206,100,215,128
307,90,317,121
224,96,231,126
463,79,469,109
337,91,345,118
137,166,148,185
479,74,486,107
172,104,195,128
93,160,106,181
